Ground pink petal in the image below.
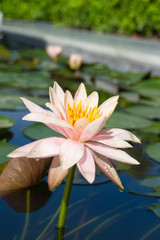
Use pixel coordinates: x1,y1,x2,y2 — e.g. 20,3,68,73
77,147,95,183
52,91,66,120
80,115,106,142
7,140,41,158
60,139,84,170
100,128,141,143
64,90,73,112
20,97,47,113
46,103,62,119
83,91,99,111
53,82,65,105
93,152,124,190
48,156,70,190
74,83,87,106
27,137,66,158
85,142,140,165
99,95,119,119
23,112,73,129
74,118,89,135
91,135,132,148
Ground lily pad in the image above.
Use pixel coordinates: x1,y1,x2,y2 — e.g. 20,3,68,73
106,111,153,129
145,142,160,163
0,115,14,132
0,156,52,195
143,123,160,135
0,139,18,164
126,105,160,119
147,203,160,218
131,77,160,98
23,123,64,140
0,71,51,90
128,177,160,197
0,44,11,61
0,94,48,110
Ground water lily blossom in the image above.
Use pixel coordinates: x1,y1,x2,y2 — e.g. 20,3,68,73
46,45,62,60
8,82,140,191
69,54,83,70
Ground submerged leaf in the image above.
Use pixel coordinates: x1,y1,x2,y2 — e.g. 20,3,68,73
0,157,52,195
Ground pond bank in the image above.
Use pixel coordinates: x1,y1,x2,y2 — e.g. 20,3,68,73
2,19,160,76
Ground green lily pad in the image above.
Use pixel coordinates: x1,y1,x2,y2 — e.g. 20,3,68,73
132,77,160,98
0,94,48,110
106,111,153,129
0,44,11,61
126,105,160,119
143,123,160,135
0,139,18,164
23,123,64,140
147,203,160,218
0,71,52,90
0,115,14,131
128,177,160,197
145,142,160,163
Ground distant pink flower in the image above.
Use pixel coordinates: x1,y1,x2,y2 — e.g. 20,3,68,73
8,82,140,190
69,54,83,70
46,45,62,60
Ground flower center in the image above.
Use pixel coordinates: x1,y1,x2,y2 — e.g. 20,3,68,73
67,100,101,126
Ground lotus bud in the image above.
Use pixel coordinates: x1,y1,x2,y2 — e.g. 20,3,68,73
46,45,62,61
69,54,83,70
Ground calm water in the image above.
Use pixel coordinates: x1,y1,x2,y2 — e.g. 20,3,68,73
0,40,160,240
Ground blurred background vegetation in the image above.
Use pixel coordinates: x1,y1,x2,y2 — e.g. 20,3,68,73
1,0,160,37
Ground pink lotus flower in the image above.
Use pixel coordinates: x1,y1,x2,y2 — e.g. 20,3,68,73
46,45,62,60
69,54,83,70
8,82,140,191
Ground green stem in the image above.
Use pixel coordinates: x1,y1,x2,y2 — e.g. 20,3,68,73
57,165,76,229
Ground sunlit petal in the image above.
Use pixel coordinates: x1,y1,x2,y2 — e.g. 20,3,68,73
48,156,70,191
77,147,95,183
94,152,124,190
60,139,84,170
86,142,139,165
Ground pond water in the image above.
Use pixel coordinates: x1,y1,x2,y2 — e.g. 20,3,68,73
0,35,160,240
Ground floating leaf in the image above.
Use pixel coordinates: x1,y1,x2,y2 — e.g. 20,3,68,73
147,203,160,218
145,143,160,163
132,77,160,98
126,105,160,119
106,111,152,129
0,71,51,90
23,123,64,140
0,139,18,164
0,94,48,110
0,44,11,61
143,123,160,135
0,156,52,195
0,116,14,132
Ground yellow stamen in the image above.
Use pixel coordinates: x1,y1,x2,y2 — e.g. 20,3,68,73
67,100,101,126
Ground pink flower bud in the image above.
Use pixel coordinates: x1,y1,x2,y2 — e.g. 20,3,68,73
69,54,83,70
46,45,62,60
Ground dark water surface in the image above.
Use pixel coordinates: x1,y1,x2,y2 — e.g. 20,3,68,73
0,40,160,240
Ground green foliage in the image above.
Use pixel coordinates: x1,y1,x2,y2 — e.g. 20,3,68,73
1,0,160,36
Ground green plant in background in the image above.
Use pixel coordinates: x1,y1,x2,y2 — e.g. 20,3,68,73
1,0,160,37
